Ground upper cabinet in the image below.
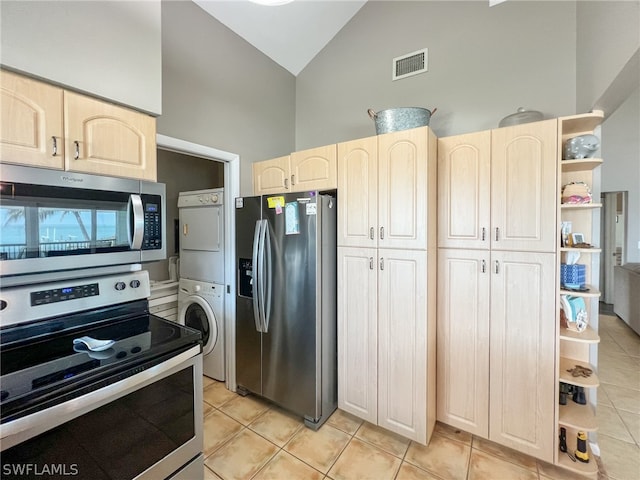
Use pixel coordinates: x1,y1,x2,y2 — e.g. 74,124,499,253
338,127,436,250
64,92,156,181
438,120,557,252
438,130,491,250
491,120,557,252
0,70,64,169
0,70,157,181
253,145,337,195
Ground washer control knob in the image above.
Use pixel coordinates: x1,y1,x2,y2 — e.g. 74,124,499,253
194,285,201,292
115,281,126,291
130,280,141,288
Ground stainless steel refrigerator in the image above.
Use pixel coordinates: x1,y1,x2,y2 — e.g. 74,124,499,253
235,191,337,429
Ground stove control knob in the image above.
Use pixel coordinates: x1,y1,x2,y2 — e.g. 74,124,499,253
212,194,219,203
115,281,126,291
130,280,141,288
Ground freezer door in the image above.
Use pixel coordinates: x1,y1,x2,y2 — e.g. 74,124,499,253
235,196,263,394
261,192,320,419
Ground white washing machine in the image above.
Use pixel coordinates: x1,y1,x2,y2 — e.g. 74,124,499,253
178,278,225,381
178,188,224,284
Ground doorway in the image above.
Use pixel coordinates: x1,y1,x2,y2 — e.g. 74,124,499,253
601,191,628,304
155,134,240,391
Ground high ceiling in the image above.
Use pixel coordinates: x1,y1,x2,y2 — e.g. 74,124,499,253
193,0,368,76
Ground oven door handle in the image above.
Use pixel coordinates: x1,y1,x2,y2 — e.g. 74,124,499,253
128,194,145,250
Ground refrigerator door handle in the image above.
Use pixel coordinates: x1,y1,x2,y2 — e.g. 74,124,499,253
263,221,273,333
258,219,268,332
252,220,263,333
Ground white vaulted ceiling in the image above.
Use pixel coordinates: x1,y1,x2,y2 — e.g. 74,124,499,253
192,0,368,76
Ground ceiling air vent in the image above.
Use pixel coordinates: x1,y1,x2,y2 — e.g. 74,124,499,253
392,48,428,81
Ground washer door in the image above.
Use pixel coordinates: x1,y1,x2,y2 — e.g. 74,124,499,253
180,295,218,355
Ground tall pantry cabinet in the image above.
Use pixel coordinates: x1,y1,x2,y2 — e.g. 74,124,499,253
437,120,558,462
336,127,437,445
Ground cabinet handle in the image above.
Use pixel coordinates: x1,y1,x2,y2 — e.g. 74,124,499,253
495,227,500,241
380,226,384,240
380,257,384,270
51,136,58,157
183,224,188,236
494,260,499,274
482,260,486,273
74,141,80,160
369,257,374,270
370,227,374,240
284,178,289,189
291,174,296,185
481,227,486,241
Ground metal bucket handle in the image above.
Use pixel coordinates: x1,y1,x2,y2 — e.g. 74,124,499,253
367,107,438,120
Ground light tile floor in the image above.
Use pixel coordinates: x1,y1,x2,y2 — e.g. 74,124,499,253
201,313,640,480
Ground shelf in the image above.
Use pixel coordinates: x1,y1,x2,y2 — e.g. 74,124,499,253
557,427,598,478
559,324,600,344
560,247,601,253
559,111,604,137
561,158,603,172
559,286,601,298
559,357,599,388
559,402,598,431
561,203,603,210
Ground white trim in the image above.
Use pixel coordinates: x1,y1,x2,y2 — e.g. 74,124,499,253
156,134,239,392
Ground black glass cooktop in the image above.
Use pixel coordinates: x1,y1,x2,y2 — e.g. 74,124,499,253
0,300,201,423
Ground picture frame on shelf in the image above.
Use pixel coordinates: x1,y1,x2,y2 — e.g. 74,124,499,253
571,233,585,246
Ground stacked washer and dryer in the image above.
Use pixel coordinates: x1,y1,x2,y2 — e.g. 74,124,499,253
177,188,225,381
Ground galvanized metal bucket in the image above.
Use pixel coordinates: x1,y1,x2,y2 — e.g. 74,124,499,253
368,107,437,134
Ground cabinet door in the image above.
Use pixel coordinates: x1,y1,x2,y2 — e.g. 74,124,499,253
378,127,433,250
337,136,378,247
252,155,291,195
378,249,429,443
489,251,556,462
0,70,64,169
337,247,378,423
491,120,557,252
290,144,337,193
436,248,490,437
64,91,157,181
438,131,491,249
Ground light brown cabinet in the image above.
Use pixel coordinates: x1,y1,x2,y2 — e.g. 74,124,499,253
0,70,157,181
337,126,437,445
437,120,558,462
438,121,557,252
252,144,337,195
338,246,435,444
338,127,434,250
0,69,64,169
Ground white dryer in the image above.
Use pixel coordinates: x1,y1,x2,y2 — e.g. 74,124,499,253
178,278,225,381
178,188,224,284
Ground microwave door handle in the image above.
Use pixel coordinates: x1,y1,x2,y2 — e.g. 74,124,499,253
251,220,263,333
128,194,145,250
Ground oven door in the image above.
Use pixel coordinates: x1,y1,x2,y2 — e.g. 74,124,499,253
0,346,203,480
0,164,165,277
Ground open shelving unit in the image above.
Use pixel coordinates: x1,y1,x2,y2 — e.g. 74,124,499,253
555,111,604,478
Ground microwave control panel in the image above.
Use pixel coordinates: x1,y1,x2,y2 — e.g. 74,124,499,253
142,196,162,250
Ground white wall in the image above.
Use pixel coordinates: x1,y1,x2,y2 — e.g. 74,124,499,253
296,1,577,149
159,1,295,196
0,1,162,114
576,1,640,113
602,87,640,263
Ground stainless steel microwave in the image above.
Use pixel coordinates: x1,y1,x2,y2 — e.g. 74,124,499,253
0,164,166,279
